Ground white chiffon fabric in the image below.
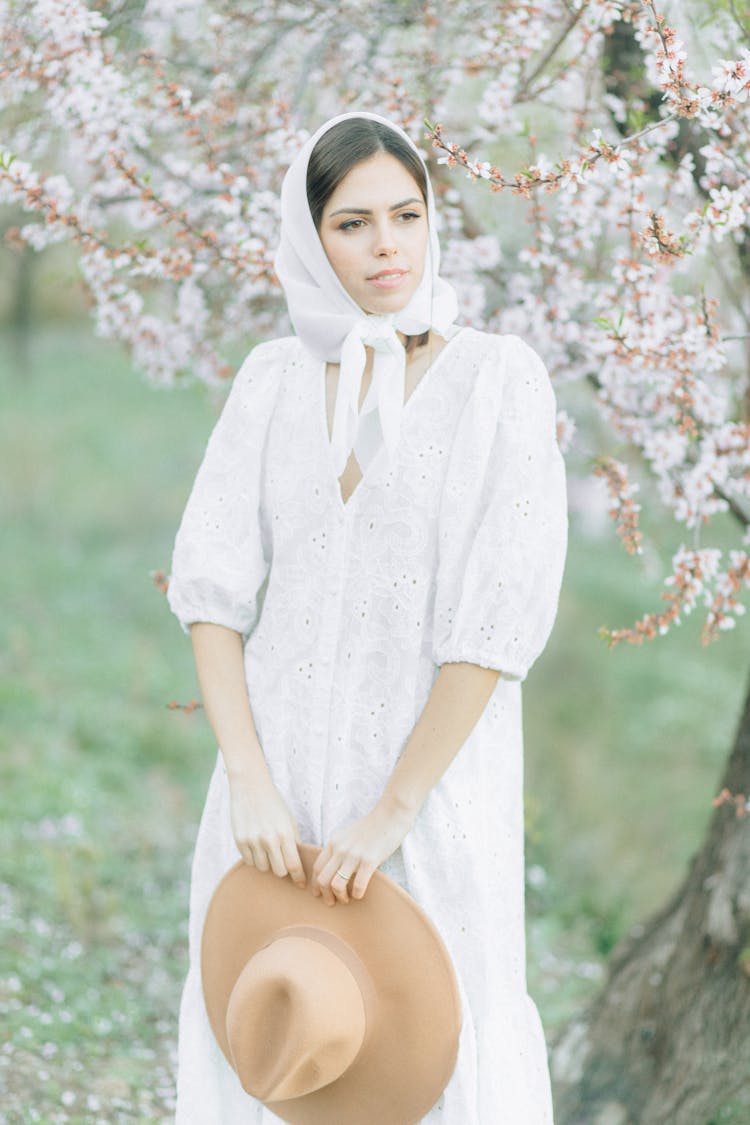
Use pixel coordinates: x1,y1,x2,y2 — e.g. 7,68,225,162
167,325,568,1124
273,110,459,479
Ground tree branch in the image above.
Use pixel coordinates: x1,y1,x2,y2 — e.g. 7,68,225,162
517,6,587,99
714,484,750,528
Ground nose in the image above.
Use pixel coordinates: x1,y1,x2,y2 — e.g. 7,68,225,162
372,219,398,257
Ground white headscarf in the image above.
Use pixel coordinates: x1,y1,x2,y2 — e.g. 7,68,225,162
274,111,459,479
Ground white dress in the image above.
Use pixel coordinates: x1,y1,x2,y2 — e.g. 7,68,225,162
167,326,568,1124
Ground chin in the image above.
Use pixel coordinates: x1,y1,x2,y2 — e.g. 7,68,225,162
360,290,416,317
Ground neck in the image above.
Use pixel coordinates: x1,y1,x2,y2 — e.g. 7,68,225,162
361,330,430,371
400,329,431,356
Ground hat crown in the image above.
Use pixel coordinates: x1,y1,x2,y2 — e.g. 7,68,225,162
226,934,368,1101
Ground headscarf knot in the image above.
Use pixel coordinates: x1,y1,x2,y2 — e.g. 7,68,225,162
333,315,405,476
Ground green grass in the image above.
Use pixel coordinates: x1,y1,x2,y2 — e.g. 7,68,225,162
1,325,748,1119
1,327,216,1123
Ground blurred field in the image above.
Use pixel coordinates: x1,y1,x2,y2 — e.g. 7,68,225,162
1,326,747,1122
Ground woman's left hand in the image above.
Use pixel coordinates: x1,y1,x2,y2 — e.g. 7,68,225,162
311,795,418,906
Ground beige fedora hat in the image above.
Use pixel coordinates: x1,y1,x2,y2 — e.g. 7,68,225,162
201,843,461,1125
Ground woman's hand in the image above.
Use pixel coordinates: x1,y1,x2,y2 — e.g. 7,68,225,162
311,795,419,906
228,773,307,889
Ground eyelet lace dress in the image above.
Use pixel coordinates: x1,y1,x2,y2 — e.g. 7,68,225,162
167,326,568,1124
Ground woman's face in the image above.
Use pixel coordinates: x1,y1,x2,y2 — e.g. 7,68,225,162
318,151,428,316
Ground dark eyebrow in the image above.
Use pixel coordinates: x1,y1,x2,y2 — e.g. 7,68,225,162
328,197,424,218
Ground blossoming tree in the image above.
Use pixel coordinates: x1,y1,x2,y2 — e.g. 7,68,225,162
1,0,748,1120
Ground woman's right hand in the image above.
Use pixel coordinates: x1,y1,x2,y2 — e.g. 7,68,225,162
228,772,307,889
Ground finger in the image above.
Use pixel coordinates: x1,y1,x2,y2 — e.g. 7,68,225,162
351,861,375,901
267,840,289,879
250,842,270,872
320,876,337,907
311,845,332,882
331,865,356,904
315,857,341,907
238,841,255,867
280,837,307,889
310,846,333,894
323,856,355,906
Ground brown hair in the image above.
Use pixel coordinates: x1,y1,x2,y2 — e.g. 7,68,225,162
307,118,428,229
307,118,430,352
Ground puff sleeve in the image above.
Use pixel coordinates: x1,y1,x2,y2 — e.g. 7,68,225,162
431,334,568,681
166,342,283,638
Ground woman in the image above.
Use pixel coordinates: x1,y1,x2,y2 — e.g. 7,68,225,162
167,110,568,1123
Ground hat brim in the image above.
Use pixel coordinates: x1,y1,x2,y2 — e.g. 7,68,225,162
201,843,461,1125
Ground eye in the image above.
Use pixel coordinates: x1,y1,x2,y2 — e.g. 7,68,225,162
397,210,423,222
338,218,366,231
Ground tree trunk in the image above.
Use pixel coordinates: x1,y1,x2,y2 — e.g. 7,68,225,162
551,670,750,1125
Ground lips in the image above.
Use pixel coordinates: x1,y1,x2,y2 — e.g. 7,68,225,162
366,268,409,289
367,268,407,280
